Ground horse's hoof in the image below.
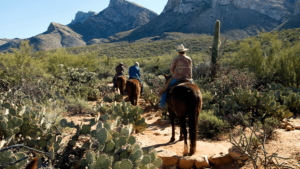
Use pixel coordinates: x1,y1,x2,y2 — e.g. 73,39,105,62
169,138,175,143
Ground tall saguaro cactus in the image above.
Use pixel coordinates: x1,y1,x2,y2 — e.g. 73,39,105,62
211,20,221,79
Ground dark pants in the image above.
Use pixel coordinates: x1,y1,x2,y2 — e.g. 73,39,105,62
113,73,124,87
129,77,144,94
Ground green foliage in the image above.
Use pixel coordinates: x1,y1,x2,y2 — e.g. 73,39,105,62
263,117,280,139
217,85,294,127
224,29,300,87
198,110,229,138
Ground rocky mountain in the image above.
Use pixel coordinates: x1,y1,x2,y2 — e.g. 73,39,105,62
69,0,158,42
113,0,298,42
70,11,97,25
0,0,157,53
295,0,300,15
1,0,300,53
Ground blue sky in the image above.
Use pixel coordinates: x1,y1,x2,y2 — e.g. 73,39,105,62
0,0,168,39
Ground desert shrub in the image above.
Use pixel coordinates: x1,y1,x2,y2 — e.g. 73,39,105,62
248,136,261,149
198,110,229,138
66,98,93,114
225,31,300,87
200,91,214,110
263,117,280,139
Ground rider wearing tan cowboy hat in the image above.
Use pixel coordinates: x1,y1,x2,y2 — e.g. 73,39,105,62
158,44,193,109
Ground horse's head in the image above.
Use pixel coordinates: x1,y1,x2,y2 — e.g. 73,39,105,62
163,74,172,84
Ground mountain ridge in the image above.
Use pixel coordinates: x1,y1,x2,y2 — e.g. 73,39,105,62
0,0,300,53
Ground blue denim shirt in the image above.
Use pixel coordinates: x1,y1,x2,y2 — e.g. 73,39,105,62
129,65,140,79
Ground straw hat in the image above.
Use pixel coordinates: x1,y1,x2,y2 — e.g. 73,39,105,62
175,44,189,52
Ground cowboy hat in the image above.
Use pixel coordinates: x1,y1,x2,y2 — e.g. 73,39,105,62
175,44,189,52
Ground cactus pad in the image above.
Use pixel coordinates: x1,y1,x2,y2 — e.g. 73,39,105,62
130,149,142,162
127,135,136,145
81,125,91,134
60,119,68,128
86,151,95,164
121,159,133,169
149,151,157,162
142,155,151,165
97,128,108,144
153,158,162,167
104,142,115,153
101,113,109,121
8,108,17,116
97,121,103,130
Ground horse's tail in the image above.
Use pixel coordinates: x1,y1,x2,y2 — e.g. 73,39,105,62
120,77,124,95
188,89,202,155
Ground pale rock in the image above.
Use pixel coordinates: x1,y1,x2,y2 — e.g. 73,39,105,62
295,125,300,130
162,0,294,21
285,125,295,131
286,122,294,128
194,155,210,169
208,153,234,166
157,150,179,166
228,147,249,161
70,11,97,24
178,156,195,169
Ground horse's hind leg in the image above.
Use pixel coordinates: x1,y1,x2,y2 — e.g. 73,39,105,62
168,109,175,143
179,115,188,156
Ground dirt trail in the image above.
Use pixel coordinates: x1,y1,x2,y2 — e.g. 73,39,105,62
62,86,300,169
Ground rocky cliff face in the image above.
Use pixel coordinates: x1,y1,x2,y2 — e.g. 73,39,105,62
295,0,300,15
162,0,295,21
69,0,158,41
70,11,97,24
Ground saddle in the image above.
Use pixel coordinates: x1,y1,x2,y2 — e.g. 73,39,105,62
168,78,192,94
159,77,193,96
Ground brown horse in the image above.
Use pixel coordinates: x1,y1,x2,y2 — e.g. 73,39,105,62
25,157,38,169
164,74,202,156
115,75,126,95
126,79,141,105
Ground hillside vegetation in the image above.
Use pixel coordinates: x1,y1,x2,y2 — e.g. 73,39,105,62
0,28,300,169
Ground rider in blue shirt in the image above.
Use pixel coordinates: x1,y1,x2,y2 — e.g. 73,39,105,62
128,62,144,95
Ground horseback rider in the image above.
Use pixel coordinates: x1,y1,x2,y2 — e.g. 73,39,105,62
113,62,125,88
128,62,144,95
158,44,193,110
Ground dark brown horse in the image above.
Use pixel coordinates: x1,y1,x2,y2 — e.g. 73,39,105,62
115,76,126,95
25,157,38,169
164,74,202,156
126,79,141,105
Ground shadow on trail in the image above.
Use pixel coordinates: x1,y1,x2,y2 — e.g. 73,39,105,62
142,140,182,150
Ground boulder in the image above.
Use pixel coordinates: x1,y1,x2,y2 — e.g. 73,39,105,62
295,125,300,130
178,156,195,169
157,150,179,167
285,125,295,131
280,123,286,129
194,155,210,169
208,153,234,166
228,147,249,161
285,122,294,128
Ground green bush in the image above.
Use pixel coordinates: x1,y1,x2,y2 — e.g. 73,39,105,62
198,110,229,138
263,117,280,139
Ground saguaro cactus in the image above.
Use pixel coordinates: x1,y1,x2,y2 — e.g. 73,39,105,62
211,20,221,79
